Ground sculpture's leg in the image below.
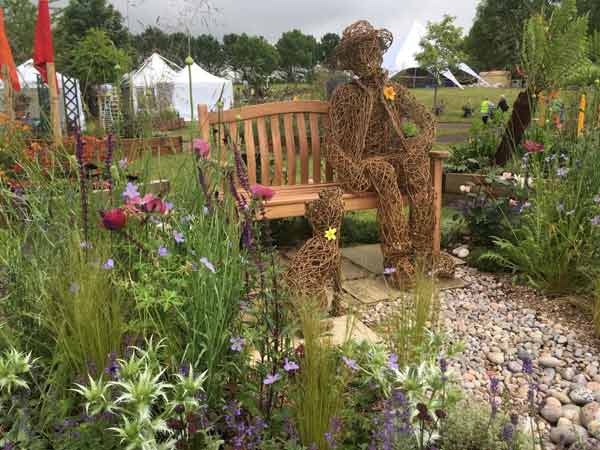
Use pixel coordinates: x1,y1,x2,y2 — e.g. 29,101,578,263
364,159,412,278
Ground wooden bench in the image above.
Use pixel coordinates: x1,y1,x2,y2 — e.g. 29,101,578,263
198,100,448,255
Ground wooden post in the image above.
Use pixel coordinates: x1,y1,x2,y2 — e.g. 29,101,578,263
2,65,14,121
198,104,210,143
46,62,63,145
430,150,449,258
537,93,546,128
577,94,586,137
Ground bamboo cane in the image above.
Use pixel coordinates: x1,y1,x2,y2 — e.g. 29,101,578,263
2,64,14,121
577,94,586,137
46,62,63,145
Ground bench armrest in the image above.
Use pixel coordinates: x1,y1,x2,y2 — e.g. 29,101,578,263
429,150,450,160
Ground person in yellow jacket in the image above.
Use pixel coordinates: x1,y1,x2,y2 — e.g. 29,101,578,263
480,98,492,124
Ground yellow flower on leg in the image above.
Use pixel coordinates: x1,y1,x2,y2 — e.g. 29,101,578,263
324,227,337,241
383,85,397,101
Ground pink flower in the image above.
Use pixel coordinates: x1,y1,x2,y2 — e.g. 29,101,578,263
523,140,544,153
250,184,275,201
100,208,127,231
141,194,167,214
193,139,210,159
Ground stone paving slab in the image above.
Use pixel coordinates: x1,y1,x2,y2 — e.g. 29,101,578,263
341,258,370,281
341,244,384,274
343,278,391,304
326,315,381,345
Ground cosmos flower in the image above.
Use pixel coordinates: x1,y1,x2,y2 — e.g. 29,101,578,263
193,139,210,159
250,184,275,201
388,353,399,371
173,231,185,244
230,337,245,352
99,208,127,231
283,358,300,372
523,140,544,153
122,182,140,201
342,356,359,371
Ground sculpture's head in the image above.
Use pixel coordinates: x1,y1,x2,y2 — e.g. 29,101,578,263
335,20,392,78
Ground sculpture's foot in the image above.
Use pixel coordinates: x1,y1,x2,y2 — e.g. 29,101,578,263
432,253,456,279
383,256,416,289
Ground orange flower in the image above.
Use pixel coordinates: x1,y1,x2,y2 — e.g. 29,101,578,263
383,85,397,101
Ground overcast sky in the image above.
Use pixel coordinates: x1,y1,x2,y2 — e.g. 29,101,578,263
108,0,480,42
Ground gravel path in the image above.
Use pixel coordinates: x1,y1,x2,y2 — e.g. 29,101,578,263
357,265,600,449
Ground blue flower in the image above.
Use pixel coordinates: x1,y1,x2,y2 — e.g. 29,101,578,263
173,231,185,244
102,258,114,270
388,353,399,370
342,356,359,371
199,257,216,273
283,358,299,372
263,373,281,385
158,246,168,257
591,215,600,226
122,182,140,200
165,201,174,212
230,336,245,352
556,167,569,177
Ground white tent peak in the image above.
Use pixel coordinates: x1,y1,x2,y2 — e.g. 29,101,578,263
384,20,427,74
173,62,225,84
130,52,181,87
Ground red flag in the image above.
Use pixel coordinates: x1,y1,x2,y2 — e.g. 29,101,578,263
0,8,20,91
33,0,54,84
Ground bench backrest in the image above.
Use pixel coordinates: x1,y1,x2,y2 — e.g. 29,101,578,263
199,101,334,187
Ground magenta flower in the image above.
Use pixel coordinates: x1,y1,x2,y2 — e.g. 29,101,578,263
283,358,299,372
100,208,127,231
342,356,359,371
263,373,281,385
193,139,211,159
523,140,544,153
230,336,245,352
173,231,185,244
250,184,276,201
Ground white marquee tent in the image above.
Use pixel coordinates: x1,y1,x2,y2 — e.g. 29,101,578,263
172,62,234,120
0,59,86,129
128,53,181,112
383,21,490,89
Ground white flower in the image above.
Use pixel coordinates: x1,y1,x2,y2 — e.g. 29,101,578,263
500,172,513,180
459,185,472,193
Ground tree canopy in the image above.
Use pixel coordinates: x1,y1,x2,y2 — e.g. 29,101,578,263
224,33,280,88
276,29,317,81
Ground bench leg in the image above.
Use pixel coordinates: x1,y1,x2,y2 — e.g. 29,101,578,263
431,158,443,258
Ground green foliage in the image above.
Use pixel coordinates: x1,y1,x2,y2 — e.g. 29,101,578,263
224,33,280,89
521,0,590,93
289,300,348,450
317,33,340,65
276,30,318,81
415,15,465,87
484,131,600,294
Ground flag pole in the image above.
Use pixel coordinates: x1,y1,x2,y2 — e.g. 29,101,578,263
2,64,13,121
46,62,62,145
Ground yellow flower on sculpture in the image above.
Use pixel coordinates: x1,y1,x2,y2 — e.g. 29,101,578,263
383,85,396,101
324,227,337,241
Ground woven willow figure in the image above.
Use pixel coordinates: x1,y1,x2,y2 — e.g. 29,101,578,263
284,188,344,308
326,20,451,283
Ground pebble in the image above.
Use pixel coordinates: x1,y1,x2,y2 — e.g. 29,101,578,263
561,404,582,424
549,423,589,445
539,356,562,368
508,361,523,373
570,387,595,406
541,398,563,423
581,403,600,428
487,352,505,365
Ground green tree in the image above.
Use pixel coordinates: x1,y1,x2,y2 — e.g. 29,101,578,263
276,29,317,81
317,32,340,65
65,28,131,111
415,15,465,110
578,0,600,33
131,26,171,65
225,33,279,89
464,0,550,71
193,34,225,75
496,0,590,165
55,0,130,55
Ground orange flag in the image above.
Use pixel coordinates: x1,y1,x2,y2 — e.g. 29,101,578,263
0,8,20,91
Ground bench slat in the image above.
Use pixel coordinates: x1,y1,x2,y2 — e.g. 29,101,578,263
256,117,270,185
296,113,309,184
207,100,329,123
271,116,283,185
309,113,321,184
244,120,257,185
321,114,334,182
228,122,239,146
283,113,296,186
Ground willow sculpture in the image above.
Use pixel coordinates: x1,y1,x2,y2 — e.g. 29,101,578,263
283,188,344,310
326,20,454,283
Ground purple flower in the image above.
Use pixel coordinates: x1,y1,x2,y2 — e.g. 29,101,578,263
502,423,514,443
388,353,399,370
592,215,600,226
118,158,128,169
263,373,281,385
199,257,216,273
342,356,359,371
230,336,245,352
158,246,169,257
173,231,185,243
490,377,500,394
181,214,193,223
522,356,533,374
556,167,569,177
165,201,174,212
102,258,114,270
383,267,396,275
283,358,299,372
179,362,190,377
122,182,140,201
439,358,448,373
